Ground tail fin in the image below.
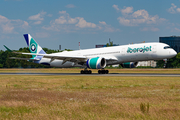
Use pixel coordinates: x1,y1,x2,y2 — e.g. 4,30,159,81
23,34,46,59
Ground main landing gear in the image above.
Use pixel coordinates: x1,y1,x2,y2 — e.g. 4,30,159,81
98,69,109,74
80,69,109,74
81,70,92,74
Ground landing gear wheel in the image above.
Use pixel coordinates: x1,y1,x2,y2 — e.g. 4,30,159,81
98,70,109,74
105,70,109,74
80,70,92,74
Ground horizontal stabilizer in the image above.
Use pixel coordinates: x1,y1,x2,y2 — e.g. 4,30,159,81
3,45,20,54
3,45,13,52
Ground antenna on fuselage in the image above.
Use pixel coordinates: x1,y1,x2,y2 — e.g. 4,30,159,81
59,45,61,50
79,42,80,50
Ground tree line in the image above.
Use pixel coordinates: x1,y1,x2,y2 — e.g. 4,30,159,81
0,47,71,68
156,52,180,68
0,47,180,68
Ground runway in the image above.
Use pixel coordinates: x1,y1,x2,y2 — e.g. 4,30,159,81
0,72,180,77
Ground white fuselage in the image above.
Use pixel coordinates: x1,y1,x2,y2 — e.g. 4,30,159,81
37,42,177,68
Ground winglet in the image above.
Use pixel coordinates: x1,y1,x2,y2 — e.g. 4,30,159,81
3,45,13,52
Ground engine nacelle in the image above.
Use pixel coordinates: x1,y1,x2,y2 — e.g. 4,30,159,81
120,62,138,68
86,57,106,69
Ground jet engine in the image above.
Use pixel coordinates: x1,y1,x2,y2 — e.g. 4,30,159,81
120,62,138,68
86,57,106,69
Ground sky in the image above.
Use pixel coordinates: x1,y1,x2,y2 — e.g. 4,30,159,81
1,0,180,51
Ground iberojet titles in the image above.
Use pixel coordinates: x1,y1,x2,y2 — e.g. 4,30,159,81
127,46,152,53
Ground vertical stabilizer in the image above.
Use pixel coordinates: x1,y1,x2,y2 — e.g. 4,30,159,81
23,34,46,59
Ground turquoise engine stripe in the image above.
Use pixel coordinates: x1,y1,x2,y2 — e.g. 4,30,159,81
89,57,99,69
123,62,131,68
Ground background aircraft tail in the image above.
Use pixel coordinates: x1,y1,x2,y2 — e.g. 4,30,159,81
23,34,46,60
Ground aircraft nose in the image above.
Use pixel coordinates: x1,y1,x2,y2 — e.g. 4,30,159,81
170,49,177,57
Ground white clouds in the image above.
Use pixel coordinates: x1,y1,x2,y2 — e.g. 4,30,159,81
28,11,46,24
53,12,79,25
121,7,133,14
43,11,119,33
176,8,180,13
112,5,167,32
112,5,133,14
53,14,75,25
168,3,180,14
22,21,29,28
99,21,107,25
28,14,43,21
112,5,120,11
116,6,166,26
0,15,29,34
65,4,76,8
28,11,46,21
54,16,67,24
117,17,131,26
132,10,148,18
44,11,97,31
98,21,120,32
68,18,78,24
0,15,13,33
2,24,14,33
75,18,96,28
168,3,177,14
0,15,9,23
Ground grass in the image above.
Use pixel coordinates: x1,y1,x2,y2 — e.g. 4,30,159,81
1,68,180,74
0,74,179,119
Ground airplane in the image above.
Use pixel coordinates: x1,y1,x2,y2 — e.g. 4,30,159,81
4,34,177,74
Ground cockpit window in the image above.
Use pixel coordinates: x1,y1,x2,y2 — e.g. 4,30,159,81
164,46,171,49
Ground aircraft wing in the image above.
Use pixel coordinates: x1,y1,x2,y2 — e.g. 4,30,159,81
17,52,118,62
17,52,87,63
19,53,118,60
5,43,117,63
103,56,118,61
9,57,40,61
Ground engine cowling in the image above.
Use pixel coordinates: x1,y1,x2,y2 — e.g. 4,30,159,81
120,62,138,68
86,57,106,69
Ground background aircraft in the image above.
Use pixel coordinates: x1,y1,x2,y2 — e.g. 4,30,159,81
5,34,177,74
